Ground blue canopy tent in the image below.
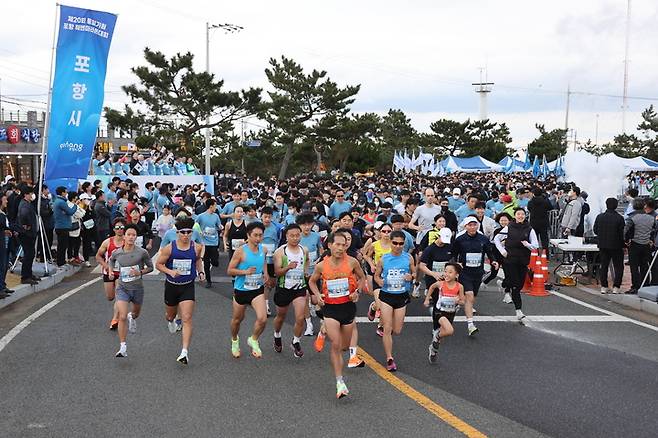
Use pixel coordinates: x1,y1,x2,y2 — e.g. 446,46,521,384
498,157,526,172
441,156,503,173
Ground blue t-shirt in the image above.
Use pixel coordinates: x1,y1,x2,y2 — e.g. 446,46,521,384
328,201,352,219
261,223,281,264
300,232,323,274
448,197,465,212
455,205,477,223
196,211,222,246
381,252,412,294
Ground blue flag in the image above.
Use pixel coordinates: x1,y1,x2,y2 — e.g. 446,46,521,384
532,155,540,178
523,153,531,170
44,5,117,182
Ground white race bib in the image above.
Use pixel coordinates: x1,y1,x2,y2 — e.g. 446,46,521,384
244,273,263,290
231,239,244,250
83,219,95,229
432,261,447,275
465,252,482,268
326,278,350,298
172,259,192,275
203,226,217,238
437,294,457,312
135,236,144,248
120,265,139,283
284,265,305,289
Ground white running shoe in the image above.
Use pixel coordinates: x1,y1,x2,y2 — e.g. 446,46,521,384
516,310,526,321
266,301,271,316
84,261,91,268
176,319,182,332
177,351,188,365
612,287,620,294
411,283,421,298
503,293,512,304
128,312,137,334
468,324,479,337
167,320,177,334
304,323,314,337
115,346,127,358
600,287,609,294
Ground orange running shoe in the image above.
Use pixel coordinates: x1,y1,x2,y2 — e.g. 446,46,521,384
109,319,119,331
348,355,365,368
314,332,325,352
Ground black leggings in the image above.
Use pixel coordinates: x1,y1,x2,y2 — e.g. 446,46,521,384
504,261,527,310
203,245,219,282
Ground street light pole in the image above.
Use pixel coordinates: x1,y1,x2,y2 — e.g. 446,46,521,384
204,22,243,176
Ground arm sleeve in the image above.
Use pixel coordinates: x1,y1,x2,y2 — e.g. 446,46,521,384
493,227,507,255
528,229,540,249
142,250,154,274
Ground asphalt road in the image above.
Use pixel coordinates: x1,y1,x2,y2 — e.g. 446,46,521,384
1,253,657,438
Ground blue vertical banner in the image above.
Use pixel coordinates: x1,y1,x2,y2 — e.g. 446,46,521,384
44,5,117,181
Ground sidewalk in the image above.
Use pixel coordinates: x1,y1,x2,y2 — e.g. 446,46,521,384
0,265,82,311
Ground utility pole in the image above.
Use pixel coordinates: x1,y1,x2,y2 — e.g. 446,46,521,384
205,22,243,175
240,119,245,175
472,68,493,121
622,0,632,133
595,114,599,146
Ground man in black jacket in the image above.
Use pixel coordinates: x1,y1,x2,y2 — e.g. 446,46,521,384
17,187,39,285
593,198,625,294
527,188,553,253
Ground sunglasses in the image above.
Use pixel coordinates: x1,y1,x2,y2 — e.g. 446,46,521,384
177,229,193,234
391,241,405,246
380,230,391,234
114,225,125,230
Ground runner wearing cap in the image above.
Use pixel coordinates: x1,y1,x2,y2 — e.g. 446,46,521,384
418,227,454,306
448,188,465,212
408,189,441,297
452,216,499,336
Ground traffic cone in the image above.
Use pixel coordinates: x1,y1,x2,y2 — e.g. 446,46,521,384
521,270,533,293
529,249,538,270
540,250,550,284
528,259,550,297
522,249,539,294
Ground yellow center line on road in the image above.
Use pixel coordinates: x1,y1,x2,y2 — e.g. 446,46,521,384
358,347,488,438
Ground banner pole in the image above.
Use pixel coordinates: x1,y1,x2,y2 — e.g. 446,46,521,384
36,2,60,275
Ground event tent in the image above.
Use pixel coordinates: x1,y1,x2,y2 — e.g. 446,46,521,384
441,156,503,173
600,153,658,171
498,156,527,172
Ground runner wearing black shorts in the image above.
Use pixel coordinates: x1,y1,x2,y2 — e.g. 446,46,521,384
156,216,205,365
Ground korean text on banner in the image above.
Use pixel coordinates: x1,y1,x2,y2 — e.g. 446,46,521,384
44,5,117,181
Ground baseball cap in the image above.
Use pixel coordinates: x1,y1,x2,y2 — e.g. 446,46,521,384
439,227,452,244
452,188,461,195
79,193,93,201
462,216,479,226
500,194,513,203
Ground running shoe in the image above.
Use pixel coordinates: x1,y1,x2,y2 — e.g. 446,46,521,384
291,341,304,358
411,282,421,298
502,293,512,304
266,301,271,317
127,312,137,334
428,344,438,363
109,319,118,331
600,287,609,294
231,337,240,358
115,347,127,358
468,324,479,337
314,332,325,353
167,319,177,334
175,318,182,332
336,381,349,399
386,358,397,372
84,261,91,268
367,302,377,321
304,323,314,337
274,336,282,353
376,325,384,337
247,336,262,358
176,351,188,365
516,310,526,321
348,356,365,368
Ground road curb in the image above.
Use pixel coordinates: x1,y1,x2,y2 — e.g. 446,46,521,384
0,265,82,311
576,284,658,316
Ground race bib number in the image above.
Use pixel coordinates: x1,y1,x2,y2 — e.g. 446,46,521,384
83,219,95,229
385,269,406,292
432,261,447,275
437,295,457,312
203,226,217,238
231,239,244,250
262,244,275,263
465,252,482,268
326,278,350,298
284,265,305,289
120,265,139,283
172,259,192,276
135,236,144,248
244,273,264,290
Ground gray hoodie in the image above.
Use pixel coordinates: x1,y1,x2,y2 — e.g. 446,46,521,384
560,197,582,231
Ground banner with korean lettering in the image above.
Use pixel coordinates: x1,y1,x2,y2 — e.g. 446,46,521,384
44,5,117,181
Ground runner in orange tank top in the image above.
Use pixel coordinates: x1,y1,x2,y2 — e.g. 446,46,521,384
309,232,366,399
95,218,126,331
423,262,465,364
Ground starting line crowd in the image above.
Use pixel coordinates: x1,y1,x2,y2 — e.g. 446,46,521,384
1,171,657,398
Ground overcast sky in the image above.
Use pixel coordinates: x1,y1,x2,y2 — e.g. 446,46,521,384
2,0,657,153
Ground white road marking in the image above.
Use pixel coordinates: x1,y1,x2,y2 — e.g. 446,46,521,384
549,290,658,333
355,315,629,324
0,278,102,354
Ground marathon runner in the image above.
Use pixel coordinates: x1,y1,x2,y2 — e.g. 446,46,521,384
424,262,465,362
308,232,366,399
195,198,222,288
418,227,454,306
272,224,308,358
95,217,126,330
108,224,153,357
260,206,282,317
227,222,271,359
156,217,205,364
373,230,415,371
297,213,323,338
452,216,499,336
